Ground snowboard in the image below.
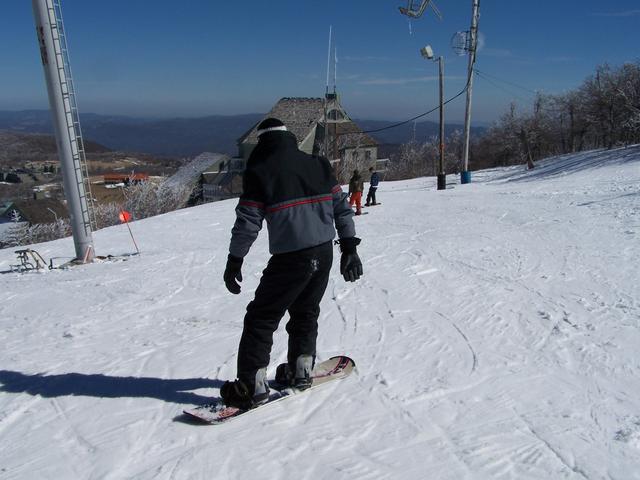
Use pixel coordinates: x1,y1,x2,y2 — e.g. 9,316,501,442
363,203,381,207
182,355,355,425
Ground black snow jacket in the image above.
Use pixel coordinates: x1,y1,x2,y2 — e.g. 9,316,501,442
229,131,355,258
348,173,364,194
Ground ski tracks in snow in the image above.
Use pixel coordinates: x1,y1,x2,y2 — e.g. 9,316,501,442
1,149,640,479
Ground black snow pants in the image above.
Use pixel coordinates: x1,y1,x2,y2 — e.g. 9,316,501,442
237,241,333,384
366,186,377,205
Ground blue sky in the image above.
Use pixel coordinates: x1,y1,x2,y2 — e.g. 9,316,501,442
2,1,639,123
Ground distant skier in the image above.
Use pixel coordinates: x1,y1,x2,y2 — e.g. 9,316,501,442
365,167,380,206
221,118,363,409
348,169,364,215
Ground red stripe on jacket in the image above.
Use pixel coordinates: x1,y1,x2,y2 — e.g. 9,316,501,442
239,200,265,210
266,196,333,213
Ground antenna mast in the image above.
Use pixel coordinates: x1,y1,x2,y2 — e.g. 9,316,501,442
324,26,332,158
325,25,332,96
333,45,337,94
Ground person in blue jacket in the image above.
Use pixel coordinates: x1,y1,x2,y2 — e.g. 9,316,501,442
365,167,380,206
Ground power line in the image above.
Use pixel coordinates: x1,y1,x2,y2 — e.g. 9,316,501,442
474,70,534,104
474,69,539,95
361,67,473,134
362,66,567,136
474,69,566,116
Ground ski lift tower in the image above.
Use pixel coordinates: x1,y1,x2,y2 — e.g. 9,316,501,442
398,0,442,20
32,0,95,262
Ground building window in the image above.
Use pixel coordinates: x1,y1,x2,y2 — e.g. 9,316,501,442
352,150,360,161
365,150,371,160
327,109,344,121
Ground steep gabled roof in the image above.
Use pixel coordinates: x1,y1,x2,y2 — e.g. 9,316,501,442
330,121,378,149
240,98,325,145
164,152,230,190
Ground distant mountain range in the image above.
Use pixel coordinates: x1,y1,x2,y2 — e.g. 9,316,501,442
0,110,485,158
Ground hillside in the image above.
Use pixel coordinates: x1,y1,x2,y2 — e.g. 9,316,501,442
0,110,485,157
0,130,110,166
0,146,639,479
0,110,263,157
0,130,181,170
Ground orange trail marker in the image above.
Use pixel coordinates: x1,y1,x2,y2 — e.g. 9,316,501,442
119,210,140,255
119,210,132,223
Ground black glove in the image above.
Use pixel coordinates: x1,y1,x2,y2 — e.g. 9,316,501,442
223,254,243,294
337,237,363,282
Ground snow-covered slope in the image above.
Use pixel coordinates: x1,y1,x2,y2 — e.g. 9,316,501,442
1,146,639,479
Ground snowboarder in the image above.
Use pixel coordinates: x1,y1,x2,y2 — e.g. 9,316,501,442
221,118,363,409
365,167,380,206
348,169,364,215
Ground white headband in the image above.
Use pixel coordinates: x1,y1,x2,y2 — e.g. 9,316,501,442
257,125,288,137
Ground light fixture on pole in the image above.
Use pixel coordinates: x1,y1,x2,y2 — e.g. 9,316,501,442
420,45,446,191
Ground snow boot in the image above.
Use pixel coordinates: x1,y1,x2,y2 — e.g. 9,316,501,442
274,355,314,390
220,368,269,409
293,354,314,390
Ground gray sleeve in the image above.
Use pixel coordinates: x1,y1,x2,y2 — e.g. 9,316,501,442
332,185,356,239
229,200,265,258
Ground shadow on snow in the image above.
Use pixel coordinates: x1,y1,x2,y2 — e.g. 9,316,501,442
489,144,640,184
0,370,223,405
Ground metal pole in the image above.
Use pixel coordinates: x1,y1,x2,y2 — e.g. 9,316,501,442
326,26,332,95
437,56,446,190
324,26,332,159
324,25,333,160
461,0,479,184
32,0,94,261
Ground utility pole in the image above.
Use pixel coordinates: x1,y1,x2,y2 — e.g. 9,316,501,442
32,0,95,262
437,55,446,190
420,45,446,190
461,0,480,184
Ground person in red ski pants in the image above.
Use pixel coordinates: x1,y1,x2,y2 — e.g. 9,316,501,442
348,170,364,215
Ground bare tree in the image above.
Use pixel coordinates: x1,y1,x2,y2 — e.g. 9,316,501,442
315,132,374,183
387,140,432,180
121,179,191,221
445,129,465,174
2,178,192,248
3,217,71,248
474,61,640,168
93,202,125,229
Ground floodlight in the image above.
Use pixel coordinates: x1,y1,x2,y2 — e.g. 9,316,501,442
420,45,434,60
